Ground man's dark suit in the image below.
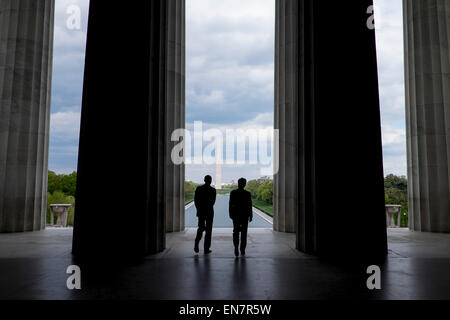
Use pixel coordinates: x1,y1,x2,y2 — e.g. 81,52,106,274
229,188,253,253
194,184,216,251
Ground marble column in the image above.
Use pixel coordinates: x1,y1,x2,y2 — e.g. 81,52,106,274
404,0,450,232
274,0,298,234
0,0,54,232
72,1,185,259
275,0,387,259
165,0,185,233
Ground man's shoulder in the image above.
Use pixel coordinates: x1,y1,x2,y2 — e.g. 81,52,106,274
196,185,209,194
231,189,250,195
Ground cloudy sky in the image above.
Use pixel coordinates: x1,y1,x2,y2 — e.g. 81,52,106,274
49,0,407,184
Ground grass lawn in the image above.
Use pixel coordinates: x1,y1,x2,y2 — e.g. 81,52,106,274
252,199,273,217
185,195,194,205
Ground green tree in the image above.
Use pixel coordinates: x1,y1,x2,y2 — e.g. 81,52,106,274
245,180,260,198
47,170,62,194
47,191,76,226
384,174,408,227
48,171,77,196
185,180,197,204
385,174,407,193
61,171,77,197
47,171,77,226
256,179,273,204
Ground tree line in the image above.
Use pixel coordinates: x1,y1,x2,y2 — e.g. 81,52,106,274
45,171,409,228
184,178,274,205
47,172,405,227
384,174,408,227
245,178,273,204
185,180,197,204
47,171,76,226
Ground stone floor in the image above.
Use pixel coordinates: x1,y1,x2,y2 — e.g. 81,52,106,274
1,227,450,299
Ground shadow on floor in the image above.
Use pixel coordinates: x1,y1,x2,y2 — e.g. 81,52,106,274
1,228,450,299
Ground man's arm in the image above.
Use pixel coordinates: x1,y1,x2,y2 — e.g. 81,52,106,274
194,187,200,210
212,189,216,206
229,192,235,219
248,192,253,222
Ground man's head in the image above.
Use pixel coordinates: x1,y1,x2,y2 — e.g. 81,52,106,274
204,175,212,186
238,178,247,189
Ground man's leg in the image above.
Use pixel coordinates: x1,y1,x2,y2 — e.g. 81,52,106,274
204,215,214,252
232,219,241,256
195,217,206,252
240,221,248,254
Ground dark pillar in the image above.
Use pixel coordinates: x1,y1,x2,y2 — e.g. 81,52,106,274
165,0,185,233
404,0,450,232
274,0,298,234
275,0,387,259
0,0,54,232
73,1,185,259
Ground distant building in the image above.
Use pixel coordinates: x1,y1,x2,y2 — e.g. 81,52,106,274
215,139,222,190
257,176,270,183
216,162,222,190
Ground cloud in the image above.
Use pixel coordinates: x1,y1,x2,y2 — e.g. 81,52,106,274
49,111,81,173
48,0,408,180
186,112,273,132
381,124,407,176
47,0,88,173
374,0,406,125
191,89,226,105
51,0,89,114
50,111,81,142
186,164,269,185
374,0,407,175
382,125,405,146
186,0,275,125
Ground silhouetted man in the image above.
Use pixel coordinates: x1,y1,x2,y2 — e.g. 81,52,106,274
229,178,253,257
194,175,216,254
